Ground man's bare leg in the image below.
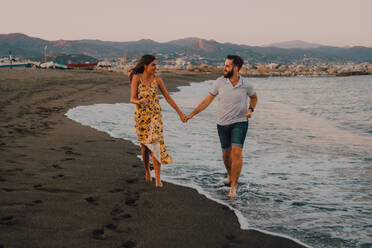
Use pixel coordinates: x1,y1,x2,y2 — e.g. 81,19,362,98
140,144,152,182
222,149,232,185
229,146,243,198
152,153,163,187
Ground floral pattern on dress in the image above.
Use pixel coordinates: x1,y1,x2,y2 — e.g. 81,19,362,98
134,79,172,164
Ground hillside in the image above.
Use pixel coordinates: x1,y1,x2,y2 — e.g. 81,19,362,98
266,40,323,49
1,33,371,65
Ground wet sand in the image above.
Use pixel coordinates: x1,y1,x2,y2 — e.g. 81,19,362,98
0,68,306,248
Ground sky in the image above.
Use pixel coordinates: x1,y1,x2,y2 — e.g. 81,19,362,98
1,0,371,47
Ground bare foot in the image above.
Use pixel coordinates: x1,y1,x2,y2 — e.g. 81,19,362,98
228,187,237,198
155,181,163,188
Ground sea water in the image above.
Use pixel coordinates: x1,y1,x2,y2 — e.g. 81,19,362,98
66,75,372,248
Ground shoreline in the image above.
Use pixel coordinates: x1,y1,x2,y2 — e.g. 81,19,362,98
0,68,307,248
65,99,313,248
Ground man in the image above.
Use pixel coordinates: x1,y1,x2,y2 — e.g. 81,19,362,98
186,55,258,198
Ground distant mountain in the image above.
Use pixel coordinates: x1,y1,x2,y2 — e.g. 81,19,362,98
0,33,48,57
1,33,372,65
266,40,324,49
168,37,202,47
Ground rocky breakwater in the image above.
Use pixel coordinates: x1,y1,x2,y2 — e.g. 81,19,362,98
240,63,372,77
185,64,222,74
184,62,372,77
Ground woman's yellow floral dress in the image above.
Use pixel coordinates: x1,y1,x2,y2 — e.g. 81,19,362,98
134,78,173,164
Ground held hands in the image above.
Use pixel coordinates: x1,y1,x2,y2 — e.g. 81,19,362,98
179,113,192,123
179,113,188,123
185,114,192,122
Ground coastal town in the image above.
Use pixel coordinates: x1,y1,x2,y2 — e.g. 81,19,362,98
1,53,372,77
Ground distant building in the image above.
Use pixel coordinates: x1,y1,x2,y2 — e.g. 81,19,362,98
119,54,127,65
175,58,186,68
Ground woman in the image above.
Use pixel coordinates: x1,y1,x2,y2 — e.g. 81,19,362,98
130,54,186,187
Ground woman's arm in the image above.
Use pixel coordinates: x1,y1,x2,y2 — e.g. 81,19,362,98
130,74,148,105
157,76,184,115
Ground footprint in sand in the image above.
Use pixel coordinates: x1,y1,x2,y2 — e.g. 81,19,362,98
1,215,15,226
92,228,106,240
52,174,64,179
61,146,81,156
125,178,137,184
110,208,124,216
33,184,43,189
125,197,138,207
3,188,15,192
61,146,72,151
60,158,75,161
64,150,81,156
110,208,132,221
112,214,132,221
109,188,124,193
52,164,63,169
121,240,137,248
105,223,118,230
85,197,98,205
224,234,241,246
25,200,43,207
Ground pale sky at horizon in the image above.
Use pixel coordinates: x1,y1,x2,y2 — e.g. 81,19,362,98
1,0,372,47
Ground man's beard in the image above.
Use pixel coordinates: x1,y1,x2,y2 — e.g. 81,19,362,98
224,69,234,78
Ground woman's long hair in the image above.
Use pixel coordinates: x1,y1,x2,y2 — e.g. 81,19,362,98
129,54,156,81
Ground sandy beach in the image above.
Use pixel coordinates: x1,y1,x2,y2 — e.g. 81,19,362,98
0,68,306,248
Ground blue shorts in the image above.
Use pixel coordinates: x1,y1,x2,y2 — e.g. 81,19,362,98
217,121,249,150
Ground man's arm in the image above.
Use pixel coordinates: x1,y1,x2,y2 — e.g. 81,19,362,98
187,93,216,120
245,93,258,118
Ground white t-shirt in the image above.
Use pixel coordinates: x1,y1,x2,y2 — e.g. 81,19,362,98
209,76,255,126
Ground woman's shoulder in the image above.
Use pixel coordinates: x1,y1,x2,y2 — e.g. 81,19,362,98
154,75,164,84
131,73,141,80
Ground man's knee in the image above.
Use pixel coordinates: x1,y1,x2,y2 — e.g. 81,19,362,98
231,146,242,159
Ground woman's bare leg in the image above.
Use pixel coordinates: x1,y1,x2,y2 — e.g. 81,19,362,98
140,144,152,181
151,153,163,187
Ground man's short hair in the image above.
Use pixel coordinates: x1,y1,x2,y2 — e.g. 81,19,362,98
226,55,244,70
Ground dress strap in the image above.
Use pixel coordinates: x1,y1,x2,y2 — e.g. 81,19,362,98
140,76,156,87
